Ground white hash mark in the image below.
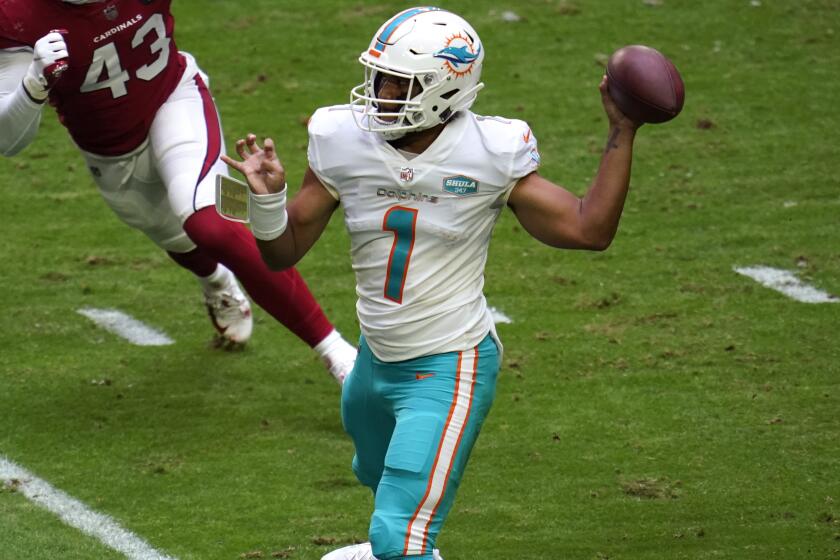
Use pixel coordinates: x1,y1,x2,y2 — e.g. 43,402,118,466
734,265,839,304
77,308,174,346
0,456,178,560
489,306,513,324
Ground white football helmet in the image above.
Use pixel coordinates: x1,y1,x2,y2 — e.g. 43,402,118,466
350,7,485,139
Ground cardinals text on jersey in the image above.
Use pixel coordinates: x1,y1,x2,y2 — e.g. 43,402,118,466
0,0,184,155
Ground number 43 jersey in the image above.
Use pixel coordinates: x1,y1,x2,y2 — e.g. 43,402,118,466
0,0,184,156
308,106,541,362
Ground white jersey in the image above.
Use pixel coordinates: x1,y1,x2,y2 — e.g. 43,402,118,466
308,106,540,361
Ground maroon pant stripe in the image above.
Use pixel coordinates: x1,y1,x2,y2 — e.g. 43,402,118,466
193,74,222,195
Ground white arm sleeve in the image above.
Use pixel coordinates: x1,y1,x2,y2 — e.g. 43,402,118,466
0,48,44,157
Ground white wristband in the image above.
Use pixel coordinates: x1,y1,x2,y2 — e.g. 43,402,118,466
249,187,288,241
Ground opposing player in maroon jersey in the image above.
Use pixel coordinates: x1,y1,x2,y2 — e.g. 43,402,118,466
0,0,357,382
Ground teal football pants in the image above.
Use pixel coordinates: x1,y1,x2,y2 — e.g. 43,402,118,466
341,334,500,559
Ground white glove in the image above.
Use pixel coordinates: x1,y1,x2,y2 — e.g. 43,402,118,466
22,30,69,101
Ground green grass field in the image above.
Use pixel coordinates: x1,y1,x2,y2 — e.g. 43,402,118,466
2,1,839,559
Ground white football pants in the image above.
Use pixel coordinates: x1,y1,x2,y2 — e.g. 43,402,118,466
80,52,227,253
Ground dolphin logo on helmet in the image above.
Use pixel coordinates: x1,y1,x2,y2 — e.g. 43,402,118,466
434,32,481,77
434,45,481,67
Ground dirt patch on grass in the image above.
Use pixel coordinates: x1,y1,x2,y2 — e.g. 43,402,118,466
621,477,681,499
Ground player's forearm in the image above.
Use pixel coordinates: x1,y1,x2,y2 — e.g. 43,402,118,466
0,85,42,156
248,188,300,270
0,53,43,156
255,234,300,271
578,124,636,249
255,169,337,270
254,205,329,271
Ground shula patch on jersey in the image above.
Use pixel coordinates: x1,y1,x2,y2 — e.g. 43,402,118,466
443,175,479,195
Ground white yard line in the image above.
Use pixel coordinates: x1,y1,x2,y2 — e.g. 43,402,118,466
0,456,177,560
489,306,513,324
734,265,839,304
77,308,174,346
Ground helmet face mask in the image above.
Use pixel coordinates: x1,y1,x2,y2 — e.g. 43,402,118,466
350,7,484,140
363,66,426,131
62,0,106,4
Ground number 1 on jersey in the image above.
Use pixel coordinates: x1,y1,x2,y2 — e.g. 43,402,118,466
383,206,418,304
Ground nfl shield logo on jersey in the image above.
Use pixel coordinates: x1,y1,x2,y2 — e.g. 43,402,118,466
103,4,119,20
400,167,414,182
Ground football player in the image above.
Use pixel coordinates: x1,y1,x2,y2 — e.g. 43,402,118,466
0,0,356,381
223,7,642,559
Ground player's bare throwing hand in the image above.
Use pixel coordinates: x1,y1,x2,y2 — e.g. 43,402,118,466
223,134,287,196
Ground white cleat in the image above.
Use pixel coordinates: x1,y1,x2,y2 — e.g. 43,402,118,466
316,330,358,384
320,542,374,560
204,276,253,349
320,542,443,560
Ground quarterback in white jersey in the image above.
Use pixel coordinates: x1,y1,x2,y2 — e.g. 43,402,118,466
308,104,539,361
223,7,651,560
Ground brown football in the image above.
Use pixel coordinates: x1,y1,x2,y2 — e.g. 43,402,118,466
606,45,684,124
